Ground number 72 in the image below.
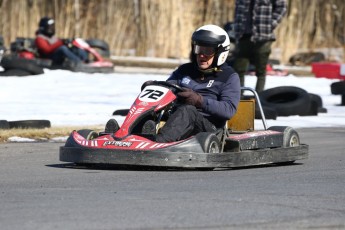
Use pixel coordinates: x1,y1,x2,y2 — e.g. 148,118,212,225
140,89,164,100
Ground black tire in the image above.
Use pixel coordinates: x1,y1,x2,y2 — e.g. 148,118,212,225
0,120,10,129
258,86,311,116
86,39,109,51
330,81,345,95
9,120,51,129
76,129,99,140
0,69,32,76
255,106,277,120
300,98,318,116
309,93,327,114
300,93,320,116
196,132,221,153
308,93,323,108
93,48,110,58
1,56,44,75
195,132,220,170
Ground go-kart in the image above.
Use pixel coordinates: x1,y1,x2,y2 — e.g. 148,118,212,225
59,81,308,169
7,37,114,73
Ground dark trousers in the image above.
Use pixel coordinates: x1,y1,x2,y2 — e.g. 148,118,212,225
50,45,88,65
156,104,217,143
233,37,272,92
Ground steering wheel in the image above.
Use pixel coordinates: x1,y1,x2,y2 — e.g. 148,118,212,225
152,81,183,94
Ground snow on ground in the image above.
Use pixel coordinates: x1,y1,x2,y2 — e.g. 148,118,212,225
0,67,344,131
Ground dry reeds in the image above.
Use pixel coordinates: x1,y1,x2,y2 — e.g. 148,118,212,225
0,0,344,63
0,125,103,143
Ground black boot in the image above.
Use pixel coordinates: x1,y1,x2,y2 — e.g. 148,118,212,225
141,120,156,135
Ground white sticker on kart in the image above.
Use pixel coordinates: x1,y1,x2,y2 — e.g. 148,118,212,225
139,85,169,102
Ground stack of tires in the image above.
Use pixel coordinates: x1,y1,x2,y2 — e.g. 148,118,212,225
0,55,44,76
330,81,345,106
255,86,327,120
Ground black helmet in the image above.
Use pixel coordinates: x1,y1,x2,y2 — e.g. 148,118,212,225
38,17,55,37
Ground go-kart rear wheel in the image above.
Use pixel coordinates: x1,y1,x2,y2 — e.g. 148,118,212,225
77,129,99,140
208,136,221,153
268,126,300,165
268,126,300,147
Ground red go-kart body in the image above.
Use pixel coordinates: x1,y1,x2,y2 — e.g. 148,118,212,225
60,82,308,169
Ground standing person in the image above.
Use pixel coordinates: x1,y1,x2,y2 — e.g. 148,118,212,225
106,24,241,143
232,0,287,92
35,17,88,65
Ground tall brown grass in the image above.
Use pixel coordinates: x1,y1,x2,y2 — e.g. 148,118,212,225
0,126,103,143
0,0,344,63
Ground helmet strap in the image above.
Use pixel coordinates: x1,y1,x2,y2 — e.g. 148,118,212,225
198,66,222,74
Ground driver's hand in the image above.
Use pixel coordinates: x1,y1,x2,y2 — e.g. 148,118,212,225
177,87,203,108
62,38,73,48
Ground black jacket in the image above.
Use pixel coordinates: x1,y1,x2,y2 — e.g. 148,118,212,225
167,62,241,128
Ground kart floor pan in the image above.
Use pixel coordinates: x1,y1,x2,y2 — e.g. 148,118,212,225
60,144,308,169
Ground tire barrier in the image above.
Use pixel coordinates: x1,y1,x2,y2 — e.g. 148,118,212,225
258,86,311,116
8,120,51,129
330,81,345,105
0,69,32,76
0,55,44,76
0,120,10,129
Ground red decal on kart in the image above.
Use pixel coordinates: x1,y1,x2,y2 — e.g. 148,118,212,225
231,130,281,140
90,141,98,147
150,143,169,148
135,142,150,149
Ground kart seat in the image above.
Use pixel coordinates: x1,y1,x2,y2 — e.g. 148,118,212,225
227,99,255,133
218,98,255,152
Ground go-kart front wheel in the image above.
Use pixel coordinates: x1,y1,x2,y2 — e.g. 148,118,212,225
268,126,300,165
194,132,221,171
268,126,300,147
196,132,221,153
77,129,99,140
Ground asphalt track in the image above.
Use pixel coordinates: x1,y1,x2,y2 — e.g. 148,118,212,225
0,127,344,230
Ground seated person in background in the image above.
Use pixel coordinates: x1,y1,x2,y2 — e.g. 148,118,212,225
35,17,88,65
106,24,241,143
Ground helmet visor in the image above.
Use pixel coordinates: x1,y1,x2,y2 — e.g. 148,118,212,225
194,45,216,56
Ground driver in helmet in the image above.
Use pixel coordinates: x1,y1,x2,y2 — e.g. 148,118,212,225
35,17,87,65
106,24,241,143
155,24,241,142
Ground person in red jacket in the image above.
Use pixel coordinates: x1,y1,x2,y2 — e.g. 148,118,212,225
35,17,87,65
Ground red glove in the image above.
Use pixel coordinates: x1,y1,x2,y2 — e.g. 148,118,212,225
177,88,203,108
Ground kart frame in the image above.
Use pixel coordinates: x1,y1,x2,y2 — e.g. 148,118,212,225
59,87,308,169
